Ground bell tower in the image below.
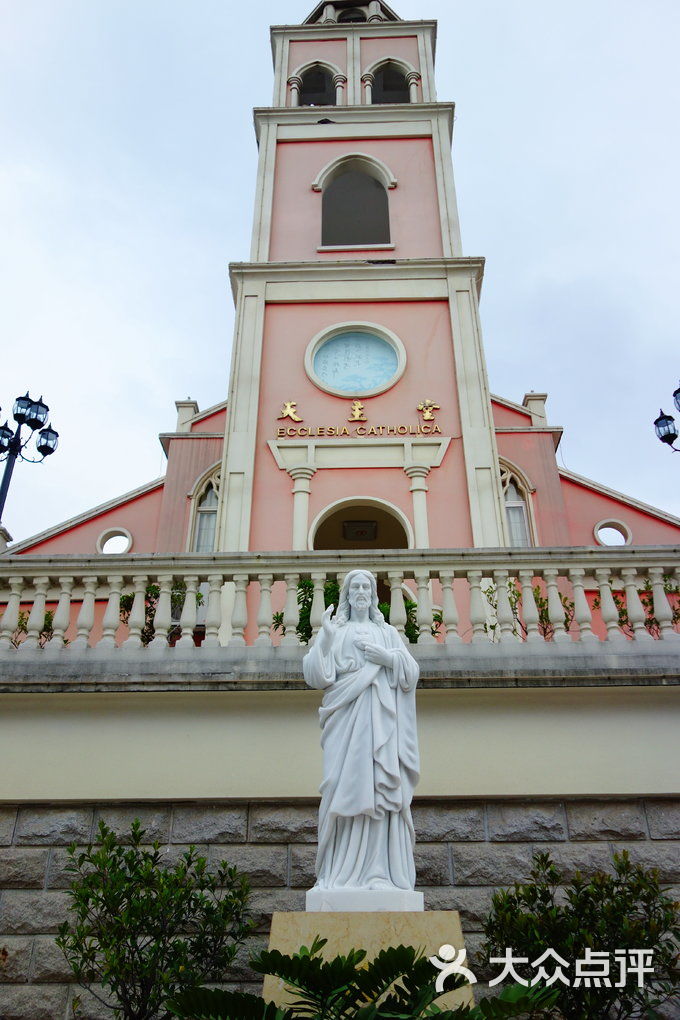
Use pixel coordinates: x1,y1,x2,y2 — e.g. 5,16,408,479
216,0,507,553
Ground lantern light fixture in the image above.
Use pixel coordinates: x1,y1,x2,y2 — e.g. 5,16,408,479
0,392,60,524
653,381,680,452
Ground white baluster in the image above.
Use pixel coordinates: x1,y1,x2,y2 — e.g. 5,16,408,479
0,576,24,651
517,569,541,642
46,576,74,653
493,570,516,644
122,575,148,649
229,574,249,647
98,575,124,649
649,567,679,640
203,574,224,648
176,575,199,649
388,570,407,640
594,568,625,642
468,570,488,643
621,568,653,642
280,573,300,647
569,568,598,644
543,568,570,643
146,574,172,650
71,578,97,651
439,571,461,644
19,576,50,652
255,573,274,647
415,570,436,645
309,572,326,640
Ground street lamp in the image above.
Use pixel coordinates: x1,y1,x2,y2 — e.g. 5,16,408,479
653,381,680,452
0,393,59,523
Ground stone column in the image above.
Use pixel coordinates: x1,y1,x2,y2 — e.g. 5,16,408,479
288,76,302,107
361,73,374,104
288,466,316,551
404,463,430,548
333,74,347,105
320,3,336,22
406,71,421,103
368,1,383,21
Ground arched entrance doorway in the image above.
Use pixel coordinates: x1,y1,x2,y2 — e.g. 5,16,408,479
311,499,411,551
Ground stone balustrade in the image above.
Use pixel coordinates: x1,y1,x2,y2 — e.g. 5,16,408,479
0,546,678,658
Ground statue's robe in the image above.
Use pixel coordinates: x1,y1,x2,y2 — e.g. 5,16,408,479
303,619,420,890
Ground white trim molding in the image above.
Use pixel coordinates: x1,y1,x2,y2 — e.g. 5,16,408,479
594,518,633,547
303,320,407,398
311,152,398,192
96,527,133,555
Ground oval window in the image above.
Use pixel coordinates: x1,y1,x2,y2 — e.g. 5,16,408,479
311,330,401,396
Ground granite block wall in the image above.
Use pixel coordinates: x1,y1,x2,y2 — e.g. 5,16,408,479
1,798,678,1019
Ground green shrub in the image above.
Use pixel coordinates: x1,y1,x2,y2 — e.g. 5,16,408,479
56,819,251,1020
480,849,679,1019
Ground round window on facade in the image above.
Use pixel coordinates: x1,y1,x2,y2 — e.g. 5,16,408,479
593,519,632,547
305,324,406,397
96,527,133,554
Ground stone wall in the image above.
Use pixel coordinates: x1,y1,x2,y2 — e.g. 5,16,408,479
1,798,678,1019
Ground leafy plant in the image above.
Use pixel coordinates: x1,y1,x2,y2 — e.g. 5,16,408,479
11,608,56,648
273,578,340,644
592,574,680,639
480,849,679,1019
119,581,203,647
481,581,574,642
168,937,559,1019
56,819,252,1020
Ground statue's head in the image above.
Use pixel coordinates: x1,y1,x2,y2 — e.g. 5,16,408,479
335,569,385,626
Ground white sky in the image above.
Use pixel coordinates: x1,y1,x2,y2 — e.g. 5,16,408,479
1,0,679,544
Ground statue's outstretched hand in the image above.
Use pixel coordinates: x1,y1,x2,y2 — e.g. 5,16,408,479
319,604,336,655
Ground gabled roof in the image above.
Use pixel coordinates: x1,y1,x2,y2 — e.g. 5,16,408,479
304,1,401,25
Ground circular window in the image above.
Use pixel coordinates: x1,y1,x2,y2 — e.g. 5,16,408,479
594,519,632,547
96,527,133,555
305,323,406,397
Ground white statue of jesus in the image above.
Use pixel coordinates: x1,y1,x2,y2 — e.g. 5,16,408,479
303,569,422,911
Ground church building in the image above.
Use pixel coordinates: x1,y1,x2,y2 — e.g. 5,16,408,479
1,3,678,1016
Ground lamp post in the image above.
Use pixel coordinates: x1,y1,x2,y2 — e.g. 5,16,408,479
653,382,680,452
0,393,59,524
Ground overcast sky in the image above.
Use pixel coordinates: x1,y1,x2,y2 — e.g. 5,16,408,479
1,0,679,545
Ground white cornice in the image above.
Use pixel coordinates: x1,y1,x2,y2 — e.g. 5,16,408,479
491,393,533,420
558,467,680,528
158,433,224,456
5,478,166,555
228,256,485,300
189,399,227,425
253,103,454,144
270,21,438,59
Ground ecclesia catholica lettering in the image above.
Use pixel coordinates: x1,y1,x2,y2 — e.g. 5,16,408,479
1,2,679,1014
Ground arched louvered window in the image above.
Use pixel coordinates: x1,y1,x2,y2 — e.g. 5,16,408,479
500,466,533,548
372,62,410,104
300,65,336,106
193,478,219,553
322,169,390,246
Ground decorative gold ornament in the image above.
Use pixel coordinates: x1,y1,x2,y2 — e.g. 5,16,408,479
348,400,367,422
278,401,303,422
417,398,440,421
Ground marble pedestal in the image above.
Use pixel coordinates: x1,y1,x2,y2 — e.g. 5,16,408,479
306,886,424,912
263,910,474,1011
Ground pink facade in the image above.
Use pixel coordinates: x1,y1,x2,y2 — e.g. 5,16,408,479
269,138,443,261
288,38,348,77
359,35,421,75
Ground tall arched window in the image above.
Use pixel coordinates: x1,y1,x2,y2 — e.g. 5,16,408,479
192,477,219,553
372,62,410,104
300,65,336,106
322,169,390,246
500,465,533,548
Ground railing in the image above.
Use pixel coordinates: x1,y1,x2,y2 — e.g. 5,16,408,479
0,547,678,657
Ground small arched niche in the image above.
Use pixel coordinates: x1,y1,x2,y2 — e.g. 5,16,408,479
312,501,410,551
372,61,410,104
300,64,336,106
338,7,367,21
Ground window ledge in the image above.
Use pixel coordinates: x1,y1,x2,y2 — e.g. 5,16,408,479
317,244,396,252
